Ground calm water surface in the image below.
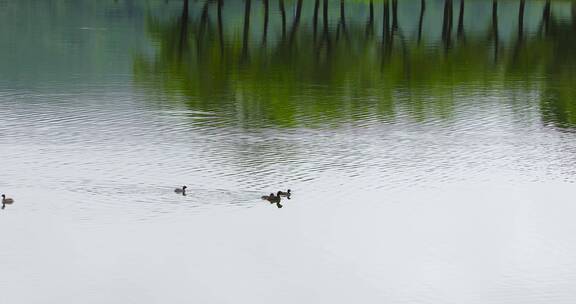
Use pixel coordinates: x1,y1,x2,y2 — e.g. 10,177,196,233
1,0,576,303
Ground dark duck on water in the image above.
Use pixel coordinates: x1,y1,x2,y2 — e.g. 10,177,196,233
261,191,282,203
174,185,187,195
277,189,291,198
2,194,14,209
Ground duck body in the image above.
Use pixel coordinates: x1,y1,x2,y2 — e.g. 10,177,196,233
174,186,187,195
261,193,277,201
2,194,14,209
278,189,291,198
262,191,282,203
1,194,13,204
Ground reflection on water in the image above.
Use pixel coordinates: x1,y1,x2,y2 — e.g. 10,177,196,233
134,0,576,129
1,1,576,303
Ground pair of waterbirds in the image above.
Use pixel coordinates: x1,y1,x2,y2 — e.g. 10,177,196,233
261,190,291,209
261,189,291,208
261,190,291,201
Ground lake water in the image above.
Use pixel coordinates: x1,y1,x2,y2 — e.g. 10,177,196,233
1,0,576,303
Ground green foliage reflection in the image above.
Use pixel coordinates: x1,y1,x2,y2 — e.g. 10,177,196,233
134,0,576,128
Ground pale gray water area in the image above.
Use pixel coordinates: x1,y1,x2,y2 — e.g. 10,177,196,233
1,0,576,303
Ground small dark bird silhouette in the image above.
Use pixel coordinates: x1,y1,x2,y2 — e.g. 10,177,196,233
278,189,291,199
174,186,187,195
2,194,14,209
262,191,282,203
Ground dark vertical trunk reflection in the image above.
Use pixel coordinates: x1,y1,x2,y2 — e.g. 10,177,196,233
442,0,453,49
323,0,329,34
279,0,286,40
542,0,551,34
457,0,465,40
262,0,269,45
381,0,393,69
336,0,348,42
198,2,209,42
392,0,398,30
218,0,224,54
370,0,374,22
573,1,576,31
313,0,320,41
383,0,390,41
288,0,304,45
518,0,525,40
418,0,425,44
178,0,190,59
197,1,210,62
241,0,252,62
366,0,374,37
513,0,525,64
321,0,331,55
340,0,346,28
492,0,499,62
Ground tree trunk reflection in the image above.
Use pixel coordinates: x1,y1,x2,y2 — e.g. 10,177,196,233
241,0,252,63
